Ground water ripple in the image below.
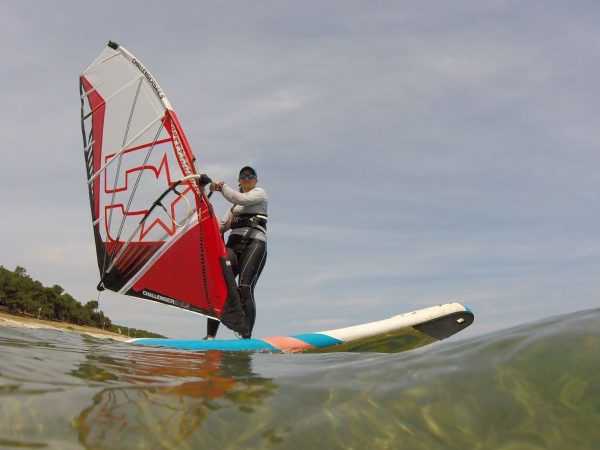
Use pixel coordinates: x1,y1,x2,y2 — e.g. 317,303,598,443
0,309,598,449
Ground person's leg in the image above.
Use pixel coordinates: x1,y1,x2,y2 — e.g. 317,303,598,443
237,239,267,337
204,246,240,338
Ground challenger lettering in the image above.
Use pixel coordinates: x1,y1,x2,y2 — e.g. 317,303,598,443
132,58,165,99
142,290,191,310
143,290,176,305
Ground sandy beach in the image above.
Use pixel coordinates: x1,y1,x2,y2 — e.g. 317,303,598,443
0,309,130,341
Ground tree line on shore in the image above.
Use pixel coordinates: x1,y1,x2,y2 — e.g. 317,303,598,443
0,265,164,338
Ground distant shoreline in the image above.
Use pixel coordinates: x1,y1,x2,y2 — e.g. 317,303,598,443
0,309,130,342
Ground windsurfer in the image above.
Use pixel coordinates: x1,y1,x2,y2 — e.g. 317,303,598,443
205,166,268,339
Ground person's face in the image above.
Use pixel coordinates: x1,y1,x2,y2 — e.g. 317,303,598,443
239,171,257,192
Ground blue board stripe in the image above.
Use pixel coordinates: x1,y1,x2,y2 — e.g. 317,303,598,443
132,338,280,352
291,333,343,348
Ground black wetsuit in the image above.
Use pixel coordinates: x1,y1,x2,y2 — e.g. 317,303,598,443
207,234,267,337
207,184,268,338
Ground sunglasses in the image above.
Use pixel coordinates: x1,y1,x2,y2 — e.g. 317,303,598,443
239,173,257,180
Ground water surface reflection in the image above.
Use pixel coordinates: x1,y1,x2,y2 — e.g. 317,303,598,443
73,348,278,448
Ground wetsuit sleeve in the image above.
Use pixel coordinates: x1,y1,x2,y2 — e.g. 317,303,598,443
221,185,268,206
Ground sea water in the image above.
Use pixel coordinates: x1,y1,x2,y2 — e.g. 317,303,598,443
0,309,598,450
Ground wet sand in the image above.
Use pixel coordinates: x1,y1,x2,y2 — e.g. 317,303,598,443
0,309,130,341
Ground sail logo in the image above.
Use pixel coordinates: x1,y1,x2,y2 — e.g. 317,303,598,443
170,122,198,193
101,142,195,242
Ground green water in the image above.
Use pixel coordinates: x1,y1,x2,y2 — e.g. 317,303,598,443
1,309,598,449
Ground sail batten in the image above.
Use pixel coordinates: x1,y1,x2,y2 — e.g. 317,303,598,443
86,113,165,185
80,41,248,335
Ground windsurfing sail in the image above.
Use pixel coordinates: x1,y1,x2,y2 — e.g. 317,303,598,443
79,41,248,335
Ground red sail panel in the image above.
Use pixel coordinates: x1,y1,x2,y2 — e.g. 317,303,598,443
129,221,227,317
126,111,230,317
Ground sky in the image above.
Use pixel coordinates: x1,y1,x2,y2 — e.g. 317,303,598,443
1,1,599,340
